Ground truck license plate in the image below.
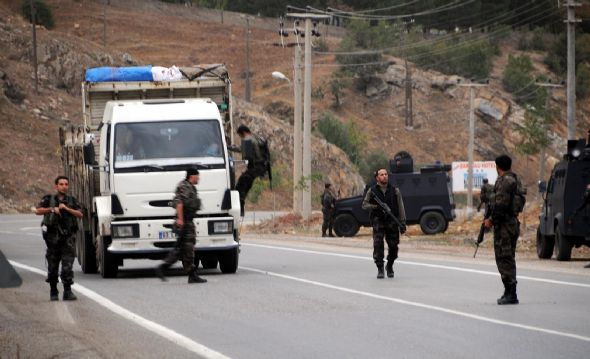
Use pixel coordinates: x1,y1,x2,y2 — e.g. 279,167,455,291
159,230,177,240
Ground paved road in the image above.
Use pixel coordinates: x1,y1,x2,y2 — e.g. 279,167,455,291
1,214,590,358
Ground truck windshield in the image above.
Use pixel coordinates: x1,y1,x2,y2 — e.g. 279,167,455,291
114,120,225,170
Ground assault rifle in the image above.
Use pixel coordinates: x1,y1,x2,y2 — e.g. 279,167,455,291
473,206,491,258
370,191,406,234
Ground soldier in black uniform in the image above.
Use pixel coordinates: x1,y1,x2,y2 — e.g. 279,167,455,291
34,176,83,301
321,183,336,237
229,125,267,216
362,168,406,279
484,155,520,305
155,167,206,284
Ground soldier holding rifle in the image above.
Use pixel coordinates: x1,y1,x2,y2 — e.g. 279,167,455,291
362,168,406,279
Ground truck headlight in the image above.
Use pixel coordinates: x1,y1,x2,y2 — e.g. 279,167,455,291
208,220,233,235
112,224,139,238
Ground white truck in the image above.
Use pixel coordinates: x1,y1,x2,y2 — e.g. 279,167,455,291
60,65,241,278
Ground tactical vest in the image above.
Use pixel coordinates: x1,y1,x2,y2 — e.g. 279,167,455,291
369,183,399,221
42,194,79,234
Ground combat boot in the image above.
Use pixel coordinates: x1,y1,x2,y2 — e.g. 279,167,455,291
188,269,207,284
497,283,519,305
328,230,335,237
386,262,394,278
321,231,327,237
49,283,59,301
497,281,509,302
376,266,385,279
62,284,77,301
155,263,169,282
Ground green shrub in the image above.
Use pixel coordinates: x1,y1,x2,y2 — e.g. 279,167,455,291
317,112,367,168
531,27,547,51
360,150,388,182
21,0,54,30
502,55,537,105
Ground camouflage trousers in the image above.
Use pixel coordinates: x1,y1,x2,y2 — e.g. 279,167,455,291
163,222,196,273
493,218,520,286
44,230,76,285
371,218,400,266
236,166,265,212
321,209,334,235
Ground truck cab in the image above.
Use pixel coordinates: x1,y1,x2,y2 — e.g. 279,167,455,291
537,132,590,261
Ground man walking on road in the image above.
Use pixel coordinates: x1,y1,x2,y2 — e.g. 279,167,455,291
484,155,521,305
156,167,206,284
34,176,83,301
362,168,406,279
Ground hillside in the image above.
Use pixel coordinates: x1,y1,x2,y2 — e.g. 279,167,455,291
0,0,589,213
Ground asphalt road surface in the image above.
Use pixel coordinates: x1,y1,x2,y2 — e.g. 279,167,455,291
1,214,589,358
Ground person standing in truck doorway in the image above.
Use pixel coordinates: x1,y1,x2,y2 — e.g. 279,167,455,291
34,176,83,301
155,167,207,284
229,125,268,216
362,168,406,279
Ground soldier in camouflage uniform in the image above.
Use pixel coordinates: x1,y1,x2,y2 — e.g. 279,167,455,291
34,176,83,301
321,183,336,237
229,125,267,216
362,168,406,279
155,167,207,284
484,155,520,305
477,178,494,212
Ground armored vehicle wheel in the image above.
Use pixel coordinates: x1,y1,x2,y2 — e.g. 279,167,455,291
333,213,360,237
219,248,239,273
78,230,97,273
536,226,554,259
201,257,218,269
554,226,572,261
419,211,446,235
97,235,118,278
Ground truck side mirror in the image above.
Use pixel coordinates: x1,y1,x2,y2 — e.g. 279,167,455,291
538,180,547,194
83,143,97,165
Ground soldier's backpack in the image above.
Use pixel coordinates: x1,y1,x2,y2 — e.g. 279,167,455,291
509,173,527,214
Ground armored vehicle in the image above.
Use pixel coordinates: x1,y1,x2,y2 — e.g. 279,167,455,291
537,131,590,261
333,152,456,236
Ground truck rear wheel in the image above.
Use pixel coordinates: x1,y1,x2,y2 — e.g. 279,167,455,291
219,248,239,273
554,226,572,261
333,213,360,237
536,226,554,259
79,230,97,273
97,235,119,278
419,211,446,235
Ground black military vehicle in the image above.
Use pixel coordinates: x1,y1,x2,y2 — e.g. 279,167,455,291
333,152,456,236
537,131,590,261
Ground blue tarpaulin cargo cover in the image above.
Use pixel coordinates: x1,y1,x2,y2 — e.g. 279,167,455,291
85,66,153,82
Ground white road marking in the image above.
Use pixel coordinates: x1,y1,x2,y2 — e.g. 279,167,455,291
19,227,41,231
242,243,590,288
9,261,230,359
242,265,590,343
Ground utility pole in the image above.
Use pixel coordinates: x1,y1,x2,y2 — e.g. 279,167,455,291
286,12,329,220
405,58,413,129
459,82,488,218
103,0,107,49
30,0,38,94
293,45,303,215
536,82,563,185
245,16,252,102
565,0,581,140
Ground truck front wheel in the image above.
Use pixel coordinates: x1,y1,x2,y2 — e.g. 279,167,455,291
219,248,239,273
554,226,572,261
97,235,119,278
536,226,554,259
333,214,360,237
419,211,446,235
